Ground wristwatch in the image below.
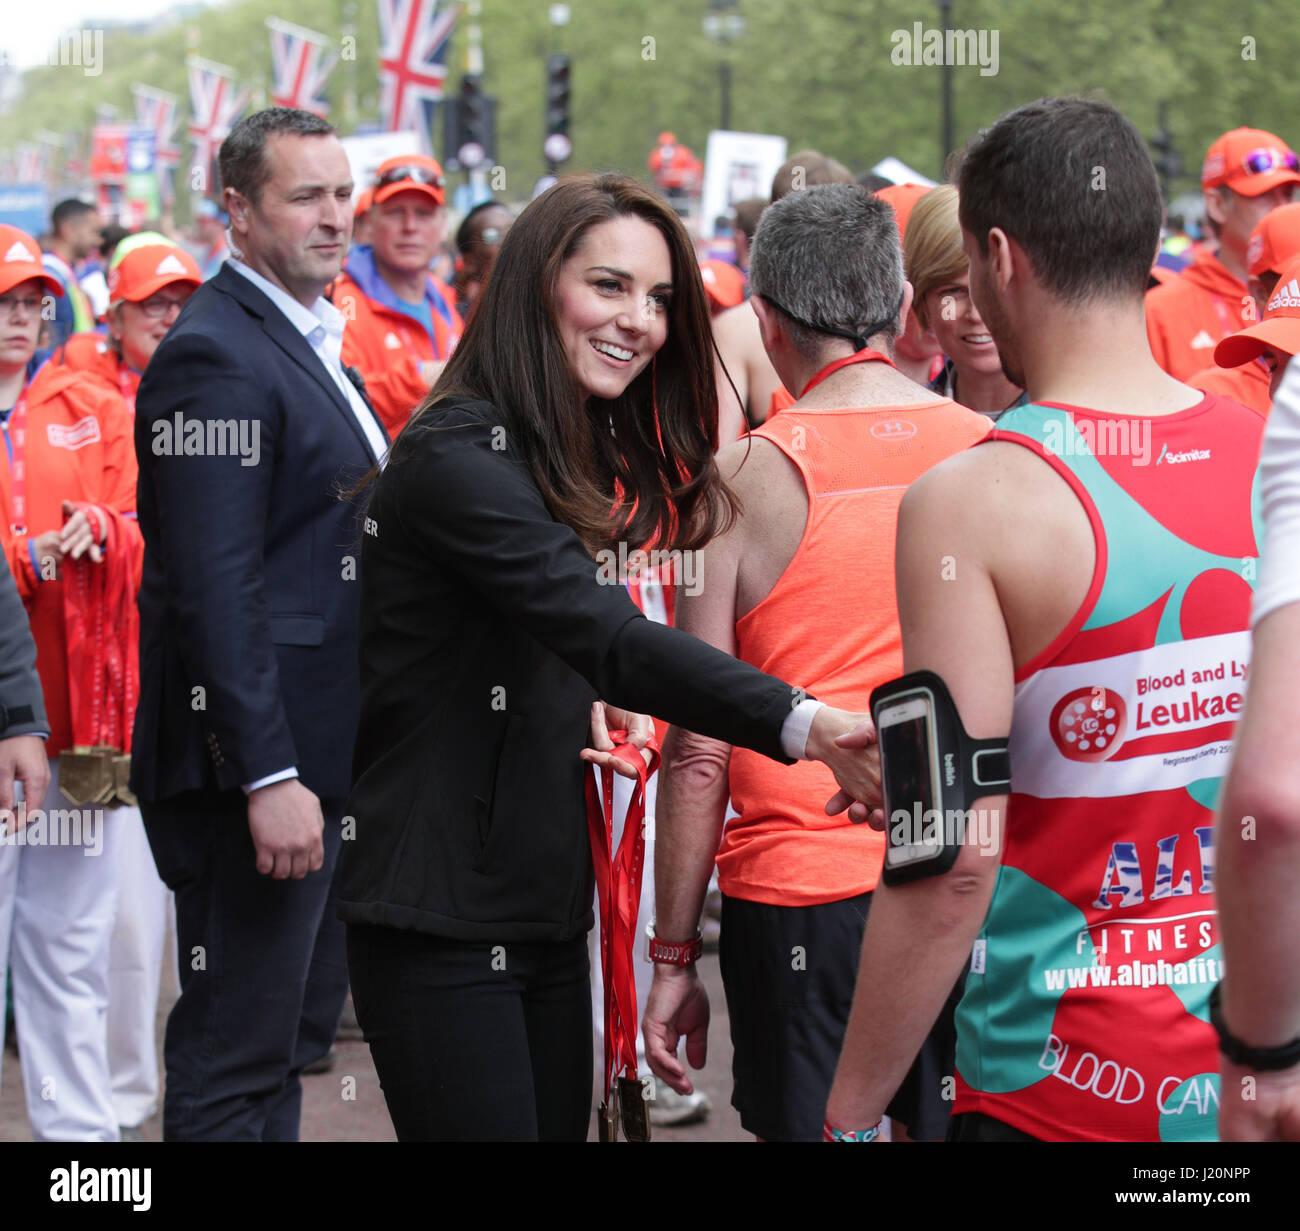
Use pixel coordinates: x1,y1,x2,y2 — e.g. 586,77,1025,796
1208,982,1300,1071
646,922,703,967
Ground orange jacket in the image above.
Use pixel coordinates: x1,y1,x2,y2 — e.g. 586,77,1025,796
51,332,142,410
0,363,140,754
1186,358,1270,415
1145,250,1251,381
334,254,463,438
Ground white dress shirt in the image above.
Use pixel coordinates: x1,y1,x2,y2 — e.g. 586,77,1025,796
227,258,389,464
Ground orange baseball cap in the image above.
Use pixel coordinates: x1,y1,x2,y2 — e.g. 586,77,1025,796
0,225,62,298
699,259,746,311
1247,202,1300,277
1202,128,1300,198
354,187,375,219
107,243,201,307
874,183,932,240
1215,254,1300,367
372,153,446,207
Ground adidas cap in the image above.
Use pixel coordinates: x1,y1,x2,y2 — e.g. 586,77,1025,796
0,224,63,298
107,242,201,307
1215,253,1300,368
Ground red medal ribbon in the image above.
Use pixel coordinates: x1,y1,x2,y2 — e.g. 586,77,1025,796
6,393,29,535
63,505,141,753
586,728,660,1138
117,363,139,416
798,347,895,399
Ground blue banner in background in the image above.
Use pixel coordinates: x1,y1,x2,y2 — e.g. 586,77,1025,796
0,185,49,236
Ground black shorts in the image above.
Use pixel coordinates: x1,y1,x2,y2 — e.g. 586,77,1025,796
947,1111,1040,1142
719,892,963,1142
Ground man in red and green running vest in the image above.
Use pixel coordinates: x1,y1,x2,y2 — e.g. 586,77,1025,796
828,97,1265,1144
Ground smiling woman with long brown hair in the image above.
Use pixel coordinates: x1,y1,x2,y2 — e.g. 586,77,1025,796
339,173,878,1142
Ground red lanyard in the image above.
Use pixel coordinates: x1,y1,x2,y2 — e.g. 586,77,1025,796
118,363,138,416
586,730,660,1142
798,348,895,398
5,392,29,536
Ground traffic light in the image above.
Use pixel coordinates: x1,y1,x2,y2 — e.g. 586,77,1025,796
451,73,496,170
545,55,571,136
1150,104,1182,198
1150,128,1182,197
457,73,489,168
544,55,572,166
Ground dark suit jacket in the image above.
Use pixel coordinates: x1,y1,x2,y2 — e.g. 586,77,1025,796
0,551,48,740
340,397,800,944
131,263,387,803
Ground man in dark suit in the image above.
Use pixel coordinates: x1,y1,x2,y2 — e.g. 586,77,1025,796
132,108,387,1140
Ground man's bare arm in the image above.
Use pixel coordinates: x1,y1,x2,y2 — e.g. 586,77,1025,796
642,447,746,1093
826,452,1014,1132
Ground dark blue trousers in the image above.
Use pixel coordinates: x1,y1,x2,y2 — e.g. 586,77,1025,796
142,789,348,1141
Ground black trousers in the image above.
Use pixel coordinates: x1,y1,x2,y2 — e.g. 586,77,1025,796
346,924,592,1141
142,789,348,1141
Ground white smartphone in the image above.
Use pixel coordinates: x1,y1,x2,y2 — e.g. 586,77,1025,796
875,691,946,870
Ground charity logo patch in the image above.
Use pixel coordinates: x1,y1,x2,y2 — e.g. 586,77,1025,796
46,417,102,450
1050,686,1127,762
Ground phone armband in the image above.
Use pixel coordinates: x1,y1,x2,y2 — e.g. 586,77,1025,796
870,670,1011,886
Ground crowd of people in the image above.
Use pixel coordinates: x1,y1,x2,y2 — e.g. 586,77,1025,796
0,95,1298,1143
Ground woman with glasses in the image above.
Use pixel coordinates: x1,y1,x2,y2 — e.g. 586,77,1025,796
0,225,143,1141
51,238,201,413
44,236,198,1139
341,174,881,1142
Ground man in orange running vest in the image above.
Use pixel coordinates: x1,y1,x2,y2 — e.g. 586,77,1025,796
1146,127,1300,381
335,154,463,437
644,184,989,1142
712,151,856,439
1189,203,1300,413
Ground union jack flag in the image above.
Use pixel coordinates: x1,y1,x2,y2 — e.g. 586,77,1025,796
132,84,182,169
267,17,338,116
377,0,460,151
187,56,248,187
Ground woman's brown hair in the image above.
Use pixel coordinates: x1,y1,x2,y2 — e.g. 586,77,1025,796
413,172,736,555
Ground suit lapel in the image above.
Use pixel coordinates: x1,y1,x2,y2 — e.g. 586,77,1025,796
214,265,385,460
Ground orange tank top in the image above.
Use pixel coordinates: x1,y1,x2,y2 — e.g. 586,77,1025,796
717,397,991,905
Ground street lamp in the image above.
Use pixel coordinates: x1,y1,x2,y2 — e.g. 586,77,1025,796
938,0,953,175
702,1,746,132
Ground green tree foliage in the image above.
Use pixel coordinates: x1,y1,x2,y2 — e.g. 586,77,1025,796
3,0,1299,211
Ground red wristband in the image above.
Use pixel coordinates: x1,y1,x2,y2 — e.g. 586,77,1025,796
646,924,703,966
